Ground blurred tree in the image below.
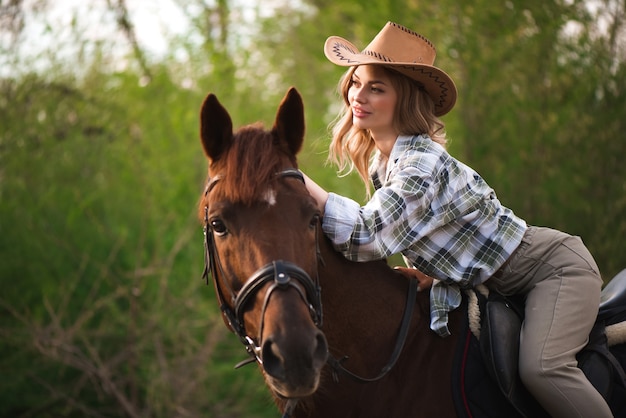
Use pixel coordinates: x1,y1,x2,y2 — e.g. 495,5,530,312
1,1,274,416
446,0,626,278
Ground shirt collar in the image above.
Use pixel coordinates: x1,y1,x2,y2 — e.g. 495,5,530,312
389,134,426,164
386,135,429,181
371,134,432,185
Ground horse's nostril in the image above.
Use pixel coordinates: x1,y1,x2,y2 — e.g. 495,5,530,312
314,332,329,366
262,338,286,380
262,332,327,382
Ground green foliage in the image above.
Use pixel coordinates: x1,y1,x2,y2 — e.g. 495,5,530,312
0,64,274,416
1,0,625,416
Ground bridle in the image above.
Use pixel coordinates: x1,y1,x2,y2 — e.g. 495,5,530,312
201,167,417,417
201,169,324,367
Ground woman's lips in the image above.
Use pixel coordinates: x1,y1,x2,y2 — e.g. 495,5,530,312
352,106,370,118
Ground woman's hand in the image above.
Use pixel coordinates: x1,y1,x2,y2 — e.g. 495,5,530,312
394,267,434,291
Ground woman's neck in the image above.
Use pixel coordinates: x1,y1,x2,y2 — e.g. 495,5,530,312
371,130,399,158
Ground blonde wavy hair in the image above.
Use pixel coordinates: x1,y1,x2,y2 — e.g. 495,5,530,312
328,65,447,197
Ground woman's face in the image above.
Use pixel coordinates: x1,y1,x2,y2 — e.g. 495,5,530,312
348,65,398,139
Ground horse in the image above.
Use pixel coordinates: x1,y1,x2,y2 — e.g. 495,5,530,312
197,87,626,417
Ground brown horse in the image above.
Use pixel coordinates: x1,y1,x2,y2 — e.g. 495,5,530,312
198,88,626,417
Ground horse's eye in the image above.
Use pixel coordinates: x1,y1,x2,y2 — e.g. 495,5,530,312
309,214,320,229
210,218,228,236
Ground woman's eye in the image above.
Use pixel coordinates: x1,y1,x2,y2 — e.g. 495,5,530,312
210,219,228,236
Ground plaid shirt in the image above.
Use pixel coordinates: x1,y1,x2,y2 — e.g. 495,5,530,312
322,135,527,337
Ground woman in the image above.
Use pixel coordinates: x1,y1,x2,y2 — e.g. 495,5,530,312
302,21,611,418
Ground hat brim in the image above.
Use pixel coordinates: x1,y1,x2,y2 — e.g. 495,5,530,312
324,36,457,116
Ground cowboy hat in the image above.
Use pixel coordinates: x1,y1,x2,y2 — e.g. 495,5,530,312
324,21,457,116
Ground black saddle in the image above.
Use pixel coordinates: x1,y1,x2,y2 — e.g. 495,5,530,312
599,269,626,320
478,268,626,418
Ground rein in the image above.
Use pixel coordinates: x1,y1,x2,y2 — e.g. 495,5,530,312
327,278,417,383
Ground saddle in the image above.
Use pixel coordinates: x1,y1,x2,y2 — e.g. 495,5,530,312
476,269,626,418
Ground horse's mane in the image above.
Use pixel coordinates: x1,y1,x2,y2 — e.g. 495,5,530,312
209,123,296,206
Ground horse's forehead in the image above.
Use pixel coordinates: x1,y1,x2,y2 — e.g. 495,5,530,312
263,188,277,206
206,179,288,208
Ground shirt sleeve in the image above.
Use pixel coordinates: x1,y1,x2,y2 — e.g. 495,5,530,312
429,280,462,337
321,192,362,255
321,160,435,262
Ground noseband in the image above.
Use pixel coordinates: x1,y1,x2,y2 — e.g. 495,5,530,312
201,169,323,366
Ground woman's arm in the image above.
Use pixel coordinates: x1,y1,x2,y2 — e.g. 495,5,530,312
301,171,329,213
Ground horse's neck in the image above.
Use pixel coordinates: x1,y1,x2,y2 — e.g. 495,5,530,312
295,236,457,418
318,234,408,308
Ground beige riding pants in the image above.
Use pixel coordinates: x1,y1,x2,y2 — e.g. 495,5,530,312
486,226,613,418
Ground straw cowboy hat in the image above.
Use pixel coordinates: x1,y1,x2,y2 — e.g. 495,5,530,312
324,21,457,116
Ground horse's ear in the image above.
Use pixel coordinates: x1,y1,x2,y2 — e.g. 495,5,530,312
273,87,305,156
200,93,233,161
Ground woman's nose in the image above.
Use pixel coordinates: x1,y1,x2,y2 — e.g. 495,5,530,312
352,87,366,103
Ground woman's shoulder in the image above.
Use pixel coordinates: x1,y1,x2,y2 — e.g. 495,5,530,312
396,134,446,156
394,135,448,169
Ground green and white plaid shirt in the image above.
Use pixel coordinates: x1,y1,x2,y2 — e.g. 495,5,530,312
322,135,527,337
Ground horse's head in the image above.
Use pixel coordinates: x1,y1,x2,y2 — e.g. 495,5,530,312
199,88,328,399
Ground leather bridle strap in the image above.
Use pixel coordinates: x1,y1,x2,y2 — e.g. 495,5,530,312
327,278,418,383
235,260,323,335
202,165,417,393
202,207,244,336
201,168,322,367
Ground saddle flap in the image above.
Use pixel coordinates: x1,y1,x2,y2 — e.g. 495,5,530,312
578,348,614,399
480,295,521,395
578,321,626,401
599,269,626,321
479,294,548,418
